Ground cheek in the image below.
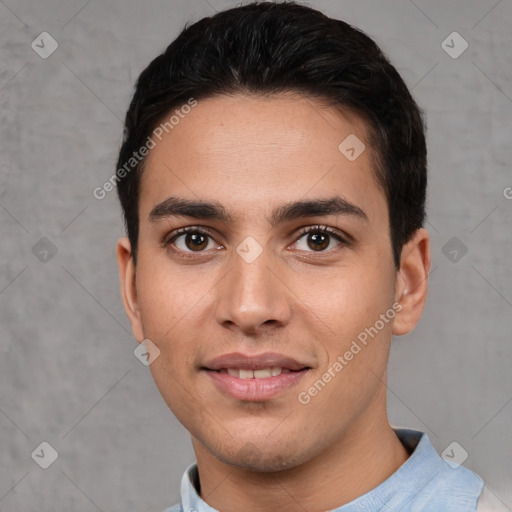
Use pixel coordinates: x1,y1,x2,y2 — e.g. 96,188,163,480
138,267,205,415
302,263,395,381
149,361,205,438
136,259,212,338
301,261,392,333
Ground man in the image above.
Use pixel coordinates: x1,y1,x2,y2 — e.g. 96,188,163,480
115,2,503,510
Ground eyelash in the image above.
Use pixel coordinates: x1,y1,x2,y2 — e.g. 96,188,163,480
161,224,349,259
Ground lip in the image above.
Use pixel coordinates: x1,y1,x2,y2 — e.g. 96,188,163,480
202,351,310,371
201,351,311,401
205,368,309,401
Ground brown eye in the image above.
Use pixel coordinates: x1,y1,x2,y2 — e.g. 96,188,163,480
164,228,217,253
307,232,330,251
294,226,347,253
183,232,209,251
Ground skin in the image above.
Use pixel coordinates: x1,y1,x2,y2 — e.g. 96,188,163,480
117,92,431,512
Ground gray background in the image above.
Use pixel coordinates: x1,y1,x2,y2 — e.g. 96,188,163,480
1,0,511,510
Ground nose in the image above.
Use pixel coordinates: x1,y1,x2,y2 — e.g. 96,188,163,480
214,243,292,335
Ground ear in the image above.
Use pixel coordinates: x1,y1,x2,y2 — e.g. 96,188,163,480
392,228,431,336
116,237,145,342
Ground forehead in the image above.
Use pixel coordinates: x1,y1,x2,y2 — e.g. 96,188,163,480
139,93,387,227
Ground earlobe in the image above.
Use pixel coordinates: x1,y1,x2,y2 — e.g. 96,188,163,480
392,228,431,336
116,237,145,342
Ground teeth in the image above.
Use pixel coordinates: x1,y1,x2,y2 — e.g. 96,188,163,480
225,367,283,379
254,368,271,378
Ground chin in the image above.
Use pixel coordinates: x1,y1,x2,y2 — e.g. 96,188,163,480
213,440,309,473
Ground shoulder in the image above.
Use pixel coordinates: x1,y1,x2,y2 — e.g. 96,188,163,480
392,428,485,510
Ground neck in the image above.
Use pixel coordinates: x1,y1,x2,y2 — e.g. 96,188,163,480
191,403,410,512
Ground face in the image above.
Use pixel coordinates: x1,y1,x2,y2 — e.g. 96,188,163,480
117,93,429,472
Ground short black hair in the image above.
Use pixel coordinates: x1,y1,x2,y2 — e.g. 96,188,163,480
116,1,427,269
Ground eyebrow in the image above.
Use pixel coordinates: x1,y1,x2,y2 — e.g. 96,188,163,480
149,195,369,226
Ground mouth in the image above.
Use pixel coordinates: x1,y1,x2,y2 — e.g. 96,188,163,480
206,367,308,378
201,352,312,401
202,351,311,372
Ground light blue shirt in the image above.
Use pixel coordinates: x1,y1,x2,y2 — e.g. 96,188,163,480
164,428,485,511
